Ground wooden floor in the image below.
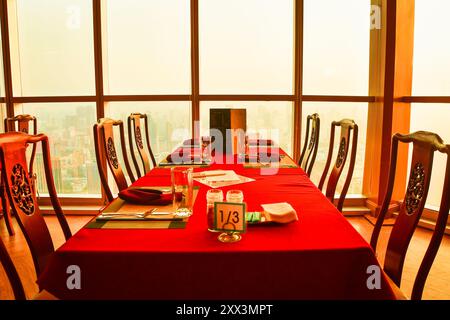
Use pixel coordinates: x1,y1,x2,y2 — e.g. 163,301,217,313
0,215,449,300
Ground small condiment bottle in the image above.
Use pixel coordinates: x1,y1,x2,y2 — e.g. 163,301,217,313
206,189,223,232
226,190,244,203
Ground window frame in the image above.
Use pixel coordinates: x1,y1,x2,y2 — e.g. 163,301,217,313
0,0,373,207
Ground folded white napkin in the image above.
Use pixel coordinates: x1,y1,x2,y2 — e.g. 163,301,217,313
261,202,298,224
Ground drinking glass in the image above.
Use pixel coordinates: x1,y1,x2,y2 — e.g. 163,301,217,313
206,189,223,232
201,136,212,163
171,167,194,217
236,132,246,162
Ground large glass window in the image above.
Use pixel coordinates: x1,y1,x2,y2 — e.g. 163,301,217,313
199,0,294,94
409,104,450,209
103,0,191,95
303,0,370,95
10,0,95,96
302,103,368,195
0,0,375,202
412,0,450,95
107,102,191,164
411,0,450,210
18,103,100,196
0,21,4,98
200,101,293,155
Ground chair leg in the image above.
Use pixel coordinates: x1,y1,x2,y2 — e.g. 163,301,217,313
0,190,15,236
3,207,15,236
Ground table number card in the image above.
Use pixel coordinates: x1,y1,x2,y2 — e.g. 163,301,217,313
214,202,246,233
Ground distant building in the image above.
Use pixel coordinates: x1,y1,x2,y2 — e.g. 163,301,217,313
86,161,100,195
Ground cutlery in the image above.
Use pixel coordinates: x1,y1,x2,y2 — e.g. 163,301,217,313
98,208,158,219
192,172,226,179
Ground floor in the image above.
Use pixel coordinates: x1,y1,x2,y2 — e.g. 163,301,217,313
0,215,449,300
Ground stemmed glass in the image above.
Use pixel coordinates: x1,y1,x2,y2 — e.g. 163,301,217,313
201,136,212,163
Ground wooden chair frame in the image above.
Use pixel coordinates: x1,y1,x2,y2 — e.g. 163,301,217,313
0,235,26,299
1,115,38,236
94,118,135,203
127,113,157,178
370,131,450,300
318,119,358,212
4,114,38,173
299,113,320,176
0,132,71,277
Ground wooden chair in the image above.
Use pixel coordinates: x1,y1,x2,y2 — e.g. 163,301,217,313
0,132,71,278
4,114,38,170
1,115,38,236
299,113,320,176
127,113,157,178
94,118,135,203
0,233,57,300
371,131,450,300
318,119,358,212
4,114,37,133
0,234,26,299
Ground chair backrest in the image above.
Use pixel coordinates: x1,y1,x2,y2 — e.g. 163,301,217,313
0,235,26,300
94,118,135,203
299,113,320,176
371,131,450,300
318,119,358,212
0,132,71,277
127,113,157,178
4,114,38,174
4,114,37,134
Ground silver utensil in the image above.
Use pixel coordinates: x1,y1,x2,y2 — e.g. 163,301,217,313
99,208,158,219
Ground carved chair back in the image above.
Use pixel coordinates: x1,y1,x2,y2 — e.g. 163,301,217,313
4,115,38,174
94,118,135,203
299,113,320,176
0,132,71,276
318,119,358,212
127,113,157,178
370,131,450,300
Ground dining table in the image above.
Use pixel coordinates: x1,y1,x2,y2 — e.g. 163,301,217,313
37,145,395,300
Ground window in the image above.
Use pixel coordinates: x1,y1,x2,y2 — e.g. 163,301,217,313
199,0,294,94
0,24,5,132
10,0,95,96
18,103,100,196
412,0,450,95
200,101,293,155
0,0,375,203
0,24,4,97
107,101,192,172
303,0,370,95
302,102,368,195
103,0,191,95
411,0,450,210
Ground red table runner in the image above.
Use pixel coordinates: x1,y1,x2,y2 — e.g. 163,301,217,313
37,156,395,300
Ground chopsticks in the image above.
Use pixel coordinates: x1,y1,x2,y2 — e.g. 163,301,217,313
192,172,226,179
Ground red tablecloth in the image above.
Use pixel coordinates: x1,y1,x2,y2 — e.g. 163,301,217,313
37,157,395,300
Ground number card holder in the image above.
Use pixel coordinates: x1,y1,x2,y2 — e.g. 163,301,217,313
213,202,246,234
